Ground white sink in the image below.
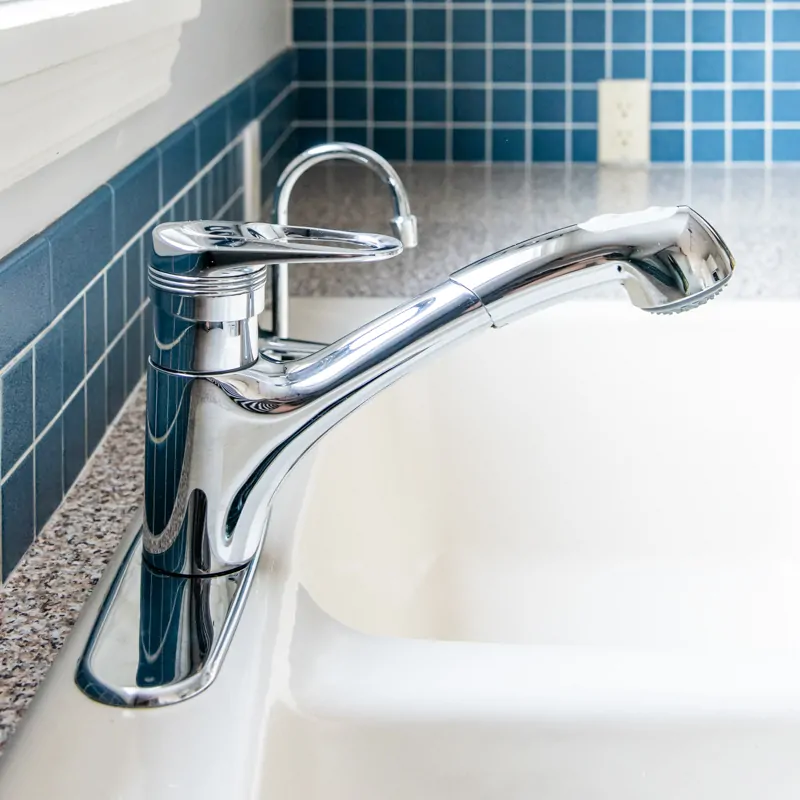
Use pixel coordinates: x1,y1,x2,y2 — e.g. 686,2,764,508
3,298,800,799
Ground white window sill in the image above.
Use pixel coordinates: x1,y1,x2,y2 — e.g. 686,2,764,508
0,0,201,192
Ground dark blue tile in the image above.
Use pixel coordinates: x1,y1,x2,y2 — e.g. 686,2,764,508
335,88,368,120
298,48,327,81
734,89,765,121
374,9,406,41
532,50,565,83
733,10,764,42
86,362,107,455
733,129,764,161
35,416,63,535
573,50,605,82
254,60,285,113
198,102,230,166
492,129,525,161
63,387,86,491
48,186,113,314
227,80,255,136
532,10,565,43
693,130,724,162
613,10,646,42
125,238,144,319
110,152,160,252
414,9,446,41
1,454,34,580
294,7,327,42
573,130,597,162
653,51,685,83
334,48,367,81
375,88,407,121
158,123,198,205
573,90,598,122
651,129,685,162
533,90,566,123
374,128,407,160
453,89,486,122
532,129,566,162
493,9,525,42
1,351,33,475
493,89,526,123
334,8,366,41
106,258,125,344
62,299,85,402
453,9,486,42
494,50,526,83
296,126,329,152
298,87,327,120
0,237,51,370
773,130,800,161
107,338,126,424
85,278,106,370
374,49,406,82
652,90,685,122
453,49,485,82
573,10,605,42
653,10,685,42
613,51,646,79
453,128,485,161
693,51,725,82
34,322,62,436
126,315,143,394
413,128,446,160
414,89,446,122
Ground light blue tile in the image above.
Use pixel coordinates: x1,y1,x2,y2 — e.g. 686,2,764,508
774,10,800,42
693,129,725,162
652,90,684,122
692,51,725,82
733,51,765,82
651,129,684,162
693,10,725,42
692,90,725,122
653,50,685,83
653,11,685,43
733,10,765,42
734,89,766,121
774,90,800,121
733,129,764,161
613,10,646,42
774,129,800,160
613,51,645,79
774,51,800,82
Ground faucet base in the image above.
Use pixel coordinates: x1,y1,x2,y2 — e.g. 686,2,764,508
75,514,260,708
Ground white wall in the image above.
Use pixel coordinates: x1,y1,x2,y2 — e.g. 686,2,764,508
0,0,291,258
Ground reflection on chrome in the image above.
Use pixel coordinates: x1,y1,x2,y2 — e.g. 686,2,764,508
76,207,734,708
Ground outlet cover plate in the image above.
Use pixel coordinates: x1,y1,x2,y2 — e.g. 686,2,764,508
598,79,651,165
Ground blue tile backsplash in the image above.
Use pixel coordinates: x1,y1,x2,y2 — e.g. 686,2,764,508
0,48,298,582
294,0,800,163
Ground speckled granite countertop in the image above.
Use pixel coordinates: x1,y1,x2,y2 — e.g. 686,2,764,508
0,163,797,753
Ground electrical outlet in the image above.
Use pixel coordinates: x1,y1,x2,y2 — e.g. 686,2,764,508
598,79,650,164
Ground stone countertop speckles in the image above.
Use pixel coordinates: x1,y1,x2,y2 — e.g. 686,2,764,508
0,163,797,755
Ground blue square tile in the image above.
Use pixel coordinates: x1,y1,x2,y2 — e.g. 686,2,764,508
334,8,366,41
573,10,605,42
693,51,725,82
733,10,764,42
298,87,327,120
573,130,598,162
0,238,51,369
693,10,725,42
334,48,367,80
733,51,764,82
532,50,565,83
334,126,368,147
532,90,565,122
197,102,229,166
414,9,445,41
61,300,84,402
453,10,486,42
298,48,327,81
653,11,685,43
374,9,406,42
494,50,526,83
613,51,645,78
493,10,525,42
374,128,407,160
48,186,113,314
453,128,486,161
532,10,565,43
774,90,800,121
532,130,565,162
107,338,126,423
453,50,485,83
291,127,326,156
414,89,446,122
414,49,446,81
651,130,684,162
227,80,254,136
1,352,33,475
125,315,143,394
492,129,525,161
85,278,105,370
1,454,34,580
774,51,800,82
261,92,293,155
254,58,288,113
86,362,107,455
413,128,446,161
733,129,765,161
63,387,85,491
613,10,646,42
294,8,327,42
653,50,685,83
734,89,766,121
375,88,407,121
652,90,685,122
693,130,724,162
106,257,125,344
573,50,605,82
157,123,198,207
35,415,63,535
125,239,143,319
493,89,526,122
774,10,800,42
573,90,598,122
110,152,160,252
34,324,62,436
692,90,725,122
374,49,407,81
453,89,486,122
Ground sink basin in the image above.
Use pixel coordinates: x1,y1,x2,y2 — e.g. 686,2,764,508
3,298,800,799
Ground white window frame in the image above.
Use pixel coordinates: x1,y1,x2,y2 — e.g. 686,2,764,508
0,0,201,192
